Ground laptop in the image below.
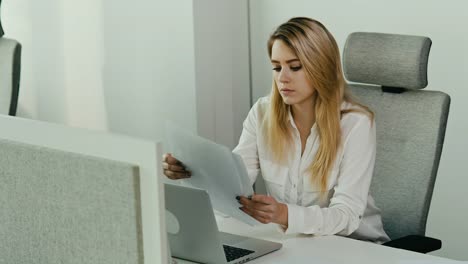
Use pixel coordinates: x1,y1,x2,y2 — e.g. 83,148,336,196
165,184,282,264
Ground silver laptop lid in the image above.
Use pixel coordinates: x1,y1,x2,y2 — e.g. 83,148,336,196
165,183,227,263
165,183,282,264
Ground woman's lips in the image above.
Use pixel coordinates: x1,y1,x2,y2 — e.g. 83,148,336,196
280,89,295,95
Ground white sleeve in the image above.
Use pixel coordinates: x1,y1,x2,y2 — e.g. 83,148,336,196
232,102,261,187
284,116,376,236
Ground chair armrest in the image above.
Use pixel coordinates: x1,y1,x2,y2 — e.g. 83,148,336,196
382,235,441,253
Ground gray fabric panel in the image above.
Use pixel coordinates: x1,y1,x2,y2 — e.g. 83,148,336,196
0,139,144,264
348,84,450,240
343,32,431,89
0,38,21,115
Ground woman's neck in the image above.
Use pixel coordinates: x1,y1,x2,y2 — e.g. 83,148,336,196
291,97,316,134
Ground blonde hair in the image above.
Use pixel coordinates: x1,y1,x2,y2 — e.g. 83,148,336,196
264,17,373,195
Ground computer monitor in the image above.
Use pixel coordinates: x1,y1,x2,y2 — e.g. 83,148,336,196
0,115,167,263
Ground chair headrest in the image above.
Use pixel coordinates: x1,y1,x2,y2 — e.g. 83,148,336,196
343,32,431,90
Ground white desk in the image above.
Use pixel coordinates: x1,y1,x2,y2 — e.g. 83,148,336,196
175,215,464,264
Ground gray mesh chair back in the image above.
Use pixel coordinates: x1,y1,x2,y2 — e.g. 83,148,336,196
343,32,450,242
0,0,21,115
0,0,3,37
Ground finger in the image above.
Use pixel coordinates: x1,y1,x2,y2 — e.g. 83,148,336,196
166,154,183,166
240,199,265,212
251,194,274,205
239,197,266,211
162,153,174,163
238,196,254,206
164,169,178,179
252,209,272,221
241,204,269,219
172,170,191,179
252,203,273,213
240,206,254,217
240,207,271,223
165,170,191,179
162,163,188,172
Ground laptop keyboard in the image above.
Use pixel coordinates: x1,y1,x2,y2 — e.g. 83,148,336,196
223,244,255,262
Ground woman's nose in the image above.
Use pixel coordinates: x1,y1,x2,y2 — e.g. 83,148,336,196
278,68,290,83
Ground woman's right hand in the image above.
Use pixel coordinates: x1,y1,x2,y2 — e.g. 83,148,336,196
162,153,191,180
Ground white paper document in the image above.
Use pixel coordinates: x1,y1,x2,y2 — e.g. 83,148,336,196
164,122,259,226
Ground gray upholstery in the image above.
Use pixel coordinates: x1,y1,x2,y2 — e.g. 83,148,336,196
0,37,21,115
0,139,144,264
344,32,450,240
0,0,21,115
343,32,432,89
0,0,4,36
348,84,449,240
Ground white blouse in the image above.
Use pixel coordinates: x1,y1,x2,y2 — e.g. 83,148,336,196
233,96,390,243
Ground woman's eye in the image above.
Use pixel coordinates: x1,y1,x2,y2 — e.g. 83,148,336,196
291,66,302,71
272,67,281,72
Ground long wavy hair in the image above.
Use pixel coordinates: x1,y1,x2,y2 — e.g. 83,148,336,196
263,17,373,194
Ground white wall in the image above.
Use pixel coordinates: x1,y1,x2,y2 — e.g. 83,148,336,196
2,0,108,130
193,0,250,149
249,0,468,260
2,0,198,141
100,0,198,140
2,0,250,147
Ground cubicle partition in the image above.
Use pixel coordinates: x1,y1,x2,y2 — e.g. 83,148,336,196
0,115,167,264
0,139,143,263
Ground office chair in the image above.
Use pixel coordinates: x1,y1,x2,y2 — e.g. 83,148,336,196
343,32,450,253
0,0,21,116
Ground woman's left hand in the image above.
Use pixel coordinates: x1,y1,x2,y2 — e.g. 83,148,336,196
237,194,288,226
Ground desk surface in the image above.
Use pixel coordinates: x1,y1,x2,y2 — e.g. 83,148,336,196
175,216,463,264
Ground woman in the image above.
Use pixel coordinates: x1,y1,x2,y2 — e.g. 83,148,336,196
163,17,389,243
